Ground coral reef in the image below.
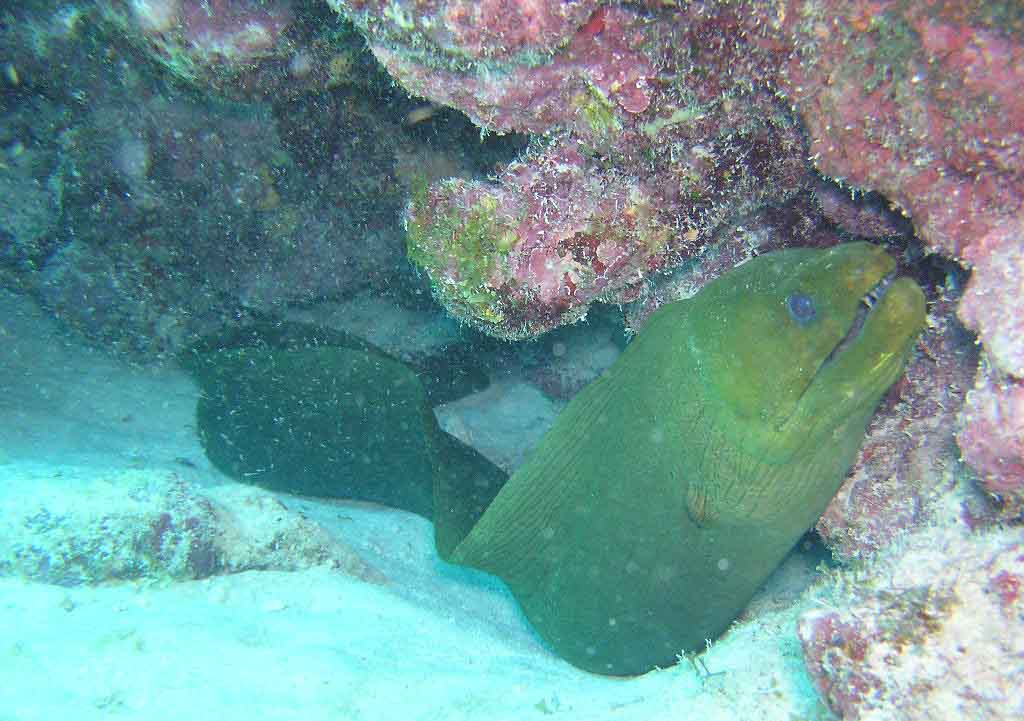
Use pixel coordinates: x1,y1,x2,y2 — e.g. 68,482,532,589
376,3,807,338
957,362,1024,517
333,0,598,65
0,0,1020,709
5,0,1020,605
352,4,653,136
406,97,803,338
798,523,1024,720
0,468,381,585
811,176,908,240
41,87,413,354
337,0,1023,348
957,231,1024,516
776,1,1023,259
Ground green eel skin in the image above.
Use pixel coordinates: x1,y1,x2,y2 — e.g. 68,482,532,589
187,242,926,677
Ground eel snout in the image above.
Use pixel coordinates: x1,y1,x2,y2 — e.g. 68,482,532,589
825,268,925,369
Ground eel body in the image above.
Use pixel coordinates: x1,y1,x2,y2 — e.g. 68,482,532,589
187,242,926,676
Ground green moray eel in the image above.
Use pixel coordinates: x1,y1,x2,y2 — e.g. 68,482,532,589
182,322,503,521
185,241,926,676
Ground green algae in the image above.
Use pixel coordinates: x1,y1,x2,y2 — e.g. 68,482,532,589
405,179,518,325
574,83,622,148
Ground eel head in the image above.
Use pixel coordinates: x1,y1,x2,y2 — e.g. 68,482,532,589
686,241,927,460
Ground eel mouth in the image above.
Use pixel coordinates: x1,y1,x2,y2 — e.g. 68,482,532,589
780,270,901,433
821,270,897,367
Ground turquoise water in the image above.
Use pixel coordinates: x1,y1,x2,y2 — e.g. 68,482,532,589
3,2,1012,719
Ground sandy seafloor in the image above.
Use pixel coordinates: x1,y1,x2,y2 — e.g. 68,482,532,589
0,287,834,721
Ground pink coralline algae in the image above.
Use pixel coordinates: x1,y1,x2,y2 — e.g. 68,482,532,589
957,216,1024,502
959,224,1024,379
957,366,1024,517
775,1,1023,259
798,527,1024,721
181,0,293,54
812,176,907,240
404,109,804,337
351,2,807,337
331,0,599,63
352,5,656,135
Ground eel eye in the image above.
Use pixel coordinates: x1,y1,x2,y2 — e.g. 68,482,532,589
786,292,816,324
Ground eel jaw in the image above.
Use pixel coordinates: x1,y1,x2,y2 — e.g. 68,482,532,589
779,270,907,434
821,270,898,366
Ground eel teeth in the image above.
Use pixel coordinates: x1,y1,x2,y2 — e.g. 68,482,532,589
861,272,895,311
822,271,899,366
